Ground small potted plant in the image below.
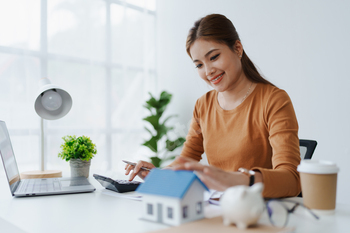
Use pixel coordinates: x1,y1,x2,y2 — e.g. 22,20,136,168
58,135,97,178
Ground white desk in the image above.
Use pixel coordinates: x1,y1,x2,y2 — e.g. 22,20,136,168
0,175,349,233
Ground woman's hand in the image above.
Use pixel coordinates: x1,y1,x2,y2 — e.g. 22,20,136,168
125,160,155,181
171,156,252,191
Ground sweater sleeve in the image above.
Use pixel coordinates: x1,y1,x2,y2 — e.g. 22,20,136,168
253,89,301,198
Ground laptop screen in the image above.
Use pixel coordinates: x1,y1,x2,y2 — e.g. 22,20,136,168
0,121,21,194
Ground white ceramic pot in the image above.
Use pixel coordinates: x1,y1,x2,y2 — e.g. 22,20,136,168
70,159,91,178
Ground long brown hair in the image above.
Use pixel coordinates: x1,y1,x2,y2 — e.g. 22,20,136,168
186,14,274,86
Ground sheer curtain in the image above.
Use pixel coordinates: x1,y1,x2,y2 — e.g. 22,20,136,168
0,0,156,176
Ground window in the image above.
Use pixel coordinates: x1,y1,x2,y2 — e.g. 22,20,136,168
196,202,202,214
182,206,188,219
0,0,156,175
167,207,173,219
147,203,153,215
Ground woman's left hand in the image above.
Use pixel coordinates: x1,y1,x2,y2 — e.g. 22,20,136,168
171,156,250,191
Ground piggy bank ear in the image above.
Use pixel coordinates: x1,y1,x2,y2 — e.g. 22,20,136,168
250,182,264,194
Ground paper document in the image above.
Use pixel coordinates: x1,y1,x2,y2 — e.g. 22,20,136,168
204,189,223,205
101,189,142,201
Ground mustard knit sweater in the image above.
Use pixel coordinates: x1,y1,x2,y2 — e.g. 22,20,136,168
180,83,301,198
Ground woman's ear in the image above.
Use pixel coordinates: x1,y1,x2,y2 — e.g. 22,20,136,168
233,40,243,56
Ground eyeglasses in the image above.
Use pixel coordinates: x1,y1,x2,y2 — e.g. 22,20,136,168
266,199,319,228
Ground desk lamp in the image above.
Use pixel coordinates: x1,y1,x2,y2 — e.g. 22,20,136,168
21,78,72,179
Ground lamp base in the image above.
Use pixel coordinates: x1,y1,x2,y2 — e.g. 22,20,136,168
20,170,62,179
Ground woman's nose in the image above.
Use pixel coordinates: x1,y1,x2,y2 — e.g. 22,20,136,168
206,65,215,77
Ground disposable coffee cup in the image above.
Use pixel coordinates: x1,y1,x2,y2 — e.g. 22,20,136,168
297,160,339,215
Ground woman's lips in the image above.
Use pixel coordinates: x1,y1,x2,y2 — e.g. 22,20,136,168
210,72,224,84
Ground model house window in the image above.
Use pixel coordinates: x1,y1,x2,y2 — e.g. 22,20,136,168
147,203,153,215
182,206,188,219
0,0,156,175
196,202,202,214
167,207,173,219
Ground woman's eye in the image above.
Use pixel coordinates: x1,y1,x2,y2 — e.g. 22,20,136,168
196,64,203,69
210,54,220,61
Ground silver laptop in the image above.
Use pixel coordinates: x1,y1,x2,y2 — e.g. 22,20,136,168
0,120,95,197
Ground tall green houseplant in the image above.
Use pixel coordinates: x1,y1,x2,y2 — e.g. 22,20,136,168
142,91,186,167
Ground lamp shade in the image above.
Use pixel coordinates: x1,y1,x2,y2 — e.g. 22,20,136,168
34,78,72,120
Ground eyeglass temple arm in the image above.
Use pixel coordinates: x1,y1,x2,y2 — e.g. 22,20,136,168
282,200,320,220
288,203,299,213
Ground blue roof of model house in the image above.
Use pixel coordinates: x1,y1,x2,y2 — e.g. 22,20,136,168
136,169,208,198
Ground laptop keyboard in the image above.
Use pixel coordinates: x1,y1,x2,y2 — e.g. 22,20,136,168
18,179,61,193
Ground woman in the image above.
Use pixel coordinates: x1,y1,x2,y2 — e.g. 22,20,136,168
125,14,300,198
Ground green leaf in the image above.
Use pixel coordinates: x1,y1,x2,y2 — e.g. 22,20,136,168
143,136,158,152
166,137,186,151
143,115,160,130
157,104,170,116
161,114,177,126
144,92,159,109
144,127,154,137
156,91,172,116
160,91,172,102
143,103,153,112
150,156,162,168
157,124,169,140
162,155,176,162
145,97,159,109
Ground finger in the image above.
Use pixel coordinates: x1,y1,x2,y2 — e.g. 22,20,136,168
203,167,211,175
202,167,236,191
184,162,206,172
194,172,215,189
137,160,156,170
138,170,149,180
125,164,133,171
133,161,145,175
198,173,226,191
129,170,137,181
130,167,151,181
143,161,156,170
203,166,228,183
175,156,197,164
171,161,205,171
170,164,188,171
195,170,204,179
125,164,135,175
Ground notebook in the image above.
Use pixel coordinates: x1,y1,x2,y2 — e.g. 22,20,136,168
0,120,95,197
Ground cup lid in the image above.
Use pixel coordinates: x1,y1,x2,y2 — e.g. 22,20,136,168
297,160,339,174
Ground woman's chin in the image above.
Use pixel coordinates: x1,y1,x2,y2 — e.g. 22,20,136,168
212,86,226,93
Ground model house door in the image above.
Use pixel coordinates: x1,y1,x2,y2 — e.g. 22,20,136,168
157,203,163,223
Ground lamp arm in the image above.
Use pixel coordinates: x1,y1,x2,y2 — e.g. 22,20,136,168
41,118,45,171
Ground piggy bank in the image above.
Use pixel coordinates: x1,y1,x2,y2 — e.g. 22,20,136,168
220,183,265,229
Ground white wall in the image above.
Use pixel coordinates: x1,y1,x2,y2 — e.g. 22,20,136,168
156,0,350,204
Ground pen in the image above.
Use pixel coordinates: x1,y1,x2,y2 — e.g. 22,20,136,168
122,160,151,171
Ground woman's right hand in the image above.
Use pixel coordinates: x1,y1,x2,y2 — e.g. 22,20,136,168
125,160,155,181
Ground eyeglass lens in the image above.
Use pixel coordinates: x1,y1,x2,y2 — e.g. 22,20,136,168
266,201,289,228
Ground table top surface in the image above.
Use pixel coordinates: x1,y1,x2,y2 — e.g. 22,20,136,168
0,175,349,233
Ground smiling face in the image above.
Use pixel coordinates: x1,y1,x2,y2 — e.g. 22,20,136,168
190,39,246,93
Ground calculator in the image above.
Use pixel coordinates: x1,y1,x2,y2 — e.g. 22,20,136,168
93,174,141,193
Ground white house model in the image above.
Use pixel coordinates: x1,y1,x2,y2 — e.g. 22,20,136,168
136,169,208,226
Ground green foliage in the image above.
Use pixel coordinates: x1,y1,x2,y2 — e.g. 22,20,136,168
58,135,97,162
142,91,186,167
